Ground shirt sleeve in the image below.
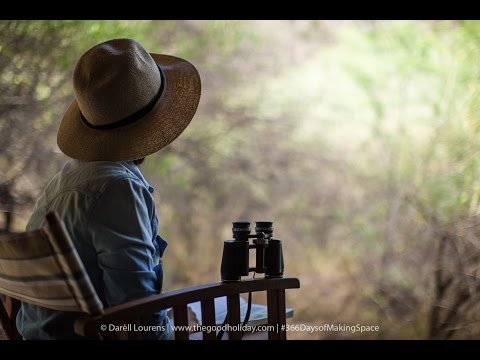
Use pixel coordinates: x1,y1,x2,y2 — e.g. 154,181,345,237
87,175,171,339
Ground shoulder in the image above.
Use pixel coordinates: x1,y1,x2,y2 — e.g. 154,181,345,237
86,166,157,227
68,160,149,194
92,163,155,210
50,160,155,212
76,161,136,183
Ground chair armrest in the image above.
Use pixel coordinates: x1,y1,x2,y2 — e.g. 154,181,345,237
75,277,300,337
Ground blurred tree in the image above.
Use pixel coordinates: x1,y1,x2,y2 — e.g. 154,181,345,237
0,21,151,221
2,20,480,339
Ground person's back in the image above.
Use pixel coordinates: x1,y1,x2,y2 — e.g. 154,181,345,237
16,38,201,339
17,160,171,339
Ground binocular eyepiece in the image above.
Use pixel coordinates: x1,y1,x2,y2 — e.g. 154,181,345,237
220,221,284,282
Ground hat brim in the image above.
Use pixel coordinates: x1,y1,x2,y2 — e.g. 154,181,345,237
57,54,201,161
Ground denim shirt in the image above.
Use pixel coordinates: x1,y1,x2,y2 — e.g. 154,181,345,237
16,160,173,340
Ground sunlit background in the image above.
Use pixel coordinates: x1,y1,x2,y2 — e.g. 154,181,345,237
1,20,480,339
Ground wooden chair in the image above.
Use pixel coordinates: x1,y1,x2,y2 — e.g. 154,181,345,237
0,209,19,339
0,212,300,340
0,211,103,340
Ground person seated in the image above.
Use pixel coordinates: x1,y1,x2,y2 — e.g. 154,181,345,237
16,38,201,340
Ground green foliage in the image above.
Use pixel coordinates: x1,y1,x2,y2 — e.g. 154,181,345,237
3,20,480,339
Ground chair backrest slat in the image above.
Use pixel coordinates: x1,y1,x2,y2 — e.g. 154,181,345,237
200,299,216,340
267,289,286,340
0,295,21,339
227,294,241,340
173,305,189,340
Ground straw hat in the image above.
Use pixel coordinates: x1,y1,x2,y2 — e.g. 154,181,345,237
57,38,201,161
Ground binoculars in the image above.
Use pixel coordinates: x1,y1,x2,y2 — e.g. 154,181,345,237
220,221,284,282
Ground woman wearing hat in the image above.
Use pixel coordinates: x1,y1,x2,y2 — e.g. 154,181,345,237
16,38,201,340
